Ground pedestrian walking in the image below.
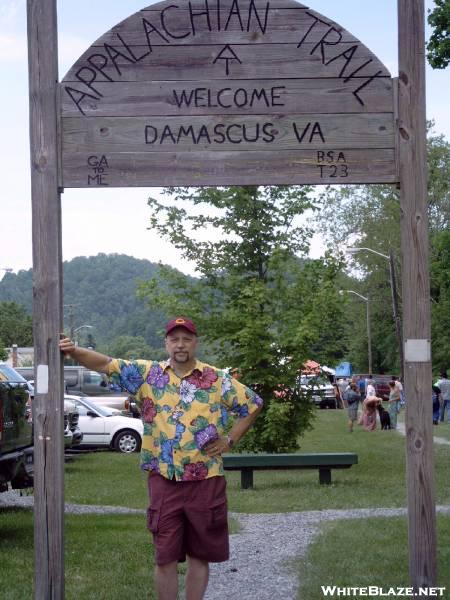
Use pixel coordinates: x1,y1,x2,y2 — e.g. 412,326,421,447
343,383,361,432
60,317,262,600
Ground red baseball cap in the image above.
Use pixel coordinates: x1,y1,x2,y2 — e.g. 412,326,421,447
165,317,197,336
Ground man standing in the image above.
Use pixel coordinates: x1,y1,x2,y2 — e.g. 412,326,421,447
436,369,450,423
342,383,361,433
392,375,404,408
60,317,262,600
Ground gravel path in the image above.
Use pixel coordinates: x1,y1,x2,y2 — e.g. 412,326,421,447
2,491,450,599
206,505,450,600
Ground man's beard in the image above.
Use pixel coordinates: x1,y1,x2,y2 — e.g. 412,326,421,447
173,351,190,363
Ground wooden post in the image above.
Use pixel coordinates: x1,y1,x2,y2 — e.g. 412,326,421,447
27,0,65,598
398,0,437,589
389,250,405,383
366,295,372,375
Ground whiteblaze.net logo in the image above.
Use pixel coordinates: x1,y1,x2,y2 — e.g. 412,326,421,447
321,586,447,597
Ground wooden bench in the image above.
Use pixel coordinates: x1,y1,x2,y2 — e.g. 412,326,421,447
222,452,358,489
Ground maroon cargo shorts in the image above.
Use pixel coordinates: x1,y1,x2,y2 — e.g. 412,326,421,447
147,474,229,566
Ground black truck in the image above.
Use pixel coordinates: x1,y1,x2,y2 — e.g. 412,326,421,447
0,364,34,493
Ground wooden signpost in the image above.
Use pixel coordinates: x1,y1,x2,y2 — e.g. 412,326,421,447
59,0,397,187
28,0,436,597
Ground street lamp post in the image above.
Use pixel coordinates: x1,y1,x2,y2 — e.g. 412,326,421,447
346,247,404,382
72,325,93,346
340,290,372,374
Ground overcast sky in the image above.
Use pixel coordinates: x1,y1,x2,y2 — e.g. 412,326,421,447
1,0,449,277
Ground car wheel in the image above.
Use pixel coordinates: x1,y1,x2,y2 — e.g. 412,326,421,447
113,429,141,453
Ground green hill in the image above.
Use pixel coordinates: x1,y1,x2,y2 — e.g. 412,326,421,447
0,254,173,351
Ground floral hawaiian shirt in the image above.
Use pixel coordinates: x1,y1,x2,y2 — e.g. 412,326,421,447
106,358,263,481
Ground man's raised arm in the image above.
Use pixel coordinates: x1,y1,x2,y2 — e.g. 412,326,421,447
59,335,111,373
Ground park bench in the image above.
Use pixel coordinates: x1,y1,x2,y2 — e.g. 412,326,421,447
222,452,358,489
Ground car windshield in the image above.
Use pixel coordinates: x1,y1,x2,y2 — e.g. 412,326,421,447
74,397,116,417
0,364,28,383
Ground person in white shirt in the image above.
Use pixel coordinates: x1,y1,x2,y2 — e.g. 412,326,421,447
366,375,376,398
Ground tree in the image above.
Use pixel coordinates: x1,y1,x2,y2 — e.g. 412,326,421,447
104,335,164,361
314,130,450,374
0,254,169,353
427,0,450,69
0,340,7,361
0,301,33,347
139,186,346,452
430,229,450,370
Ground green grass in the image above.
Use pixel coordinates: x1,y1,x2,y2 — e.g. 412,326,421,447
64,450,148,507
0,509,155,600
2,410,449,598
225,410,449,512
297,515,450,599
65,410,450,513
434,421,450,441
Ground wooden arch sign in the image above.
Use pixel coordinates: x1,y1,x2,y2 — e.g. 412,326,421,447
60,0,398,187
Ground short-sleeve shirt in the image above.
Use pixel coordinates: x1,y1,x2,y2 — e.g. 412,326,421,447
343,390,360,405
366,383,376,397
106,358,263,481
436,378,450,401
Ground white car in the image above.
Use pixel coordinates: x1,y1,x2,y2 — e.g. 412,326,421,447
64,395,143,453
299,375,337,409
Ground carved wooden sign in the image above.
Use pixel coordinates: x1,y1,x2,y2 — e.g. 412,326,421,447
60,0,397,187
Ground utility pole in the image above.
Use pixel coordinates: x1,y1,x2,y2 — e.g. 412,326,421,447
366,294,372,375
63,303,77,339
27,0,64,597
398,0,436,588
388,250,404,383
346,247,403,379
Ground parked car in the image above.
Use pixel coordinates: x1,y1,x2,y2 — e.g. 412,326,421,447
64,395,143,453
64,399,83,448
0,363,34,492
17,365,139,416
299,374,337,409
20,379,83,450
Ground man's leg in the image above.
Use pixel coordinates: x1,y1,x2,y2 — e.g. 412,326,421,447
185,555,209,600
155,561,178,600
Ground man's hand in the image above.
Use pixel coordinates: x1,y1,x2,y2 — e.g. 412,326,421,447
204,436,231,458
58,335,111,372
59,335,76,356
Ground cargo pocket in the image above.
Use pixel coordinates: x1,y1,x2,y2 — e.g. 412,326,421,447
146,505,161,534
207,500,228,530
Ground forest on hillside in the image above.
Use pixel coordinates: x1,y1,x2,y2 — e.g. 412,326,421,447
0,254,169,355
